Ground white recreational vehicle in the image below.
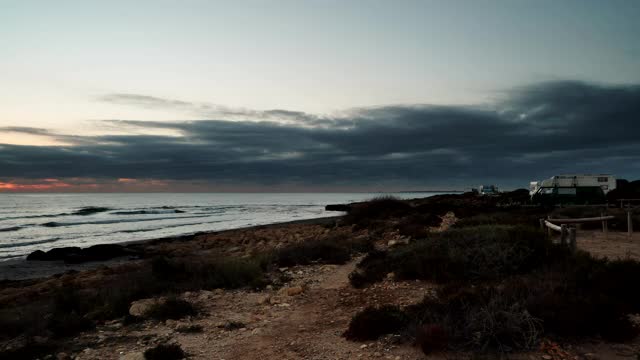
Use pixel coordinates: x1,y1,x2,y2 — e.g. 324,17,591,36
529,174,616,204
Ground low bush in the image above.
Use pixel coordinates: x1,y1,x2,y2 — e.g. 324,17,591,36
396,213,440,239
344,196,413,228
0,339,59,360
342,305,409,341
0,302,51,340
452,211,545,229
1,255,269,341
146,297,196,321
400,254,640,352
47,310,94,338
350,225,552,287
415,323,448,354
151,256,268,290
275,240,350,267
524,253,640,341
348,250,391,288
274,236,372,267
406,285,542,352
144,343,186,360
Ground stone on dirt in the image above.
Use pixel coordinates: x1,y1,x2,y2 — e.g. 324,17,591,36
129,298,164,318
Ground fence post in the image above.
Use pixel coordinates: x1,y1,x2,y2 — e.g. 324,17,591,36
628,209,633,237
560,224,567,245
601,212,608,239
539,218,545,231
569,227,576,252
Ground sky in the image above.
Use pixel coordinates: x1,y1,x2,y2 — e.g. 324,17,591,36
1,0,639,192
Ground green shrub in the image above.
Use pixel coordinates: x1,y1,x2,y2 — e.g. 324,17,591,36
415,324,448,354
144,343,185,360
524,252,640,341
396,214,440,238
343,305,409,341
0,340,58,360
274,236,372,267
348,250,391,288
146,297,196,321
275,240,351,267
351,225,551,286
452,211,545,229
406,285,542,352
344,196,413,227
151,256,268,290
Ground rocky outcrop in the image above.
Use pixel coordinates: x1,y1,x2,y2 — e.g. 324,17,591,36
325,204,351,212
26,247,82,261
26,244,138,263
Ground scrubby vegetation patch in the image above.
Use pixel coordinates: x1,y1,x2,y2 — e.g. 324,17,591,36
350,225,551,287
342,305,409,341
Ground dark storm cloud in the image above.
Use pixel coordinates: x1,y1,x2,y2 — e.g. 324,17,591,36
4,81,640,188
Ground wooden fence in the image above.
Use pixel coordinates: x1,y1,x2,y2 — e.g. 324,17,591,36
540,215,616,252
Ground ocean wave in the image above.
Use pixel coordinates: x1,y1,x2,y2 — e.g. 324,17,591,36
72,207,111,216
112,209,185,215
40,214,211,228
0,226,22,232
118,219,224,233
0,212,70,220
0,237,61,249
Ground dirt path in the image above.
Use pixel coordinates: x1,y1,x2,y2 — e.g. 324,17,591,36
74,259,431,360
577,230,640,260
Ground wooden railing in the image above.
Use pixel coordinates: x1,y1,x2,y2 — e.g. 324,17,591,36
541,219,577,251
541,214,618,252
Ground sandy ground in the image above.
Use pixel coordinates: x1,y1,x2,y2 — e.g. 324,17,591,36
69,259,436,360
577,230,640,261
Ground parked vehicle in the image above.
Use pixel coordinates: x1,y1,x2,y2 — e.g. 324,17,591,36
530,174,615,205
478,184,499,196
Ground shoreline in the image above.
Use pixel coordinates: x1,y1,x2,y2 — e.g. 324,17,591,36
0,215,343,281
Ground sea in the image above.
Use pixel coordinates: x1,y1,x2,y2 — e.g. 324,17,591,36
0,192,442,261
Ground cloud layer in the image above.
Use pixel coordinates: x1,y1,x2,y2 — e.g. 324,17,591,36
2,81,640,191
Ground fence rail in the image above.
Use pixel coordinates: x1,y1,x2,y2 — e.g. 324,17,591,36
544,220,562,232
548,215,615,224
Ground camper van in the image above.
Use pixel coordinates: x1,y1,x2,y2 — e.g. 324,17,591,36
478,185,499,196
530,174,615,205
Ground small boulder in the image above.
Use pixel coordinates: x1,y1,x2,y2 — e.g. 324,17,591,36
129,298,163,318
120,351,145,360
256,294,271,305
278,285,304,296
325,204,351,212
56,352,70,360
26,250,47,261
27,247,82,261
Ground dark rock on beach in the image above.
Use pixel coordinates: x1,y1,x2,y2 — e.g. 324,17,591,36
325,204,351,212
26,247,82,261
27,244,138,264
